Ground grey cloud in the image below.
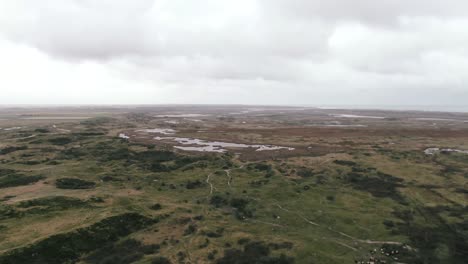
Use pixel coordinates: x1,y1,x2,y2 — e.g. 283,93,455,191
1,0,331,60
262,0,468,25
0,0,467,106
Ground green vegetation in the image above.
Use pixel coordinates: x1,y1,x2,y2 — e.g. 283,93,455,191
0,196,91,220
216,241,294,264
344,169,405,203
55,178,96,189
0,169,44,188
1,109,467,263
48,137,73,145
0,213,156,264
85,239,160,264
151,256,172,264
17,196,90,211
0,146,28,155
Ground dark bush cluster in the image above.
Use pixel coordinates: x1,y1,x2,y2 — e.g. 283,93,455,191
216,241,294,264
0,146,28,155
333,160,357,166
345,170,405,203
34,128,50,133
183,224,197,236
85,239,160,264
202,227,225,238
0,213,156,264
388,207,468,263
230,198,253,220
0,204,21,220
296,167,314,178
48,137,73,145
57,148,87,160
185,180,204,189
210,195,254,220
150,203,162,210
16,196,90,215
0,168,44,189
55,178,96,189
210,195,228,208
151,256,172,264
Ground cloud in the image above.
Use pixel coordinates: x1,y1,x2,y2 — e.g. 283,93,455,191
262,0,468,25
0,0,467,106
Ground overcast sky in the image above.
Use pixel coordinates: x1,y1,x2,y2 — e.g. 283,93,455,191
1,0,467,105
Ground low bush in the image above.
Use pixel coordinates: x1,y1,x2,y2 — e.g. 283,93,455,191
150,203,162,210
216,241,294,264
333,160,357,166
85,239,159,264
0,169,44,189
17,196,89,214
202,228,225,238
48,137,73,145
0,213,156,264
186,180,204,189
184,224,197,236
210,195,228,208
34,128,50,133
0,146,28,155
151,256,172,264
55,178,96,189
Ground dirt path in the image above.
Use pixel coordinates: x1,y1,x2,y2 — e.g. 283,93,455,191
275,203,319,226
273,200,404,246
247,219,286,228
206,173,214,195
224,169,232,188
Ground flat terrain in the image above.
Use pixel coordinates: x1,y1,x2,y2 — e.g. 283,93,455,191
0,105,467,264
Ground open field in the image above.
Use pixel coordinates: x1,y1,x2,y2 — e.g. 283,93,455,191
0,105,467,264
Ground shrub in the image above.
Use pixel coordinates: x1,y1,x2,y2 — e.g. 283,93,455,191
383,219,395,228
0,170,44,189
85,239,159,264
48,137,73,145
17,196,89,213
184,224,197,236
186,180,204,189
203,228,225,238
333,160,357,166
0,204,21,220
0,213,156,264
152,256,172,264
150,203,162,210
55,178,96,189
230,198,253,220
0,146,28,155
268,242,294,250
237,238,251,245
210,195,228,208
296,168,314,178
216,241,294,264
34,128,50,133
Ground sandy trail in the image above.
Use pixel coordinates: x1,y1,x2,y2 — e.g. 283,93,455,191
224,169,232,187
206,173,214,195
273,201,404,246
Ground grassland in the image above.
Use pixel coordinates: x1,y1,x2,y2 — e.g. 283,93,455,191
0,106,467,263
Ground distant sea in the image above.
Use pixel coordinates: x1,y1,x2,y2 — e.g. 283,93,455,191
311,105,468,113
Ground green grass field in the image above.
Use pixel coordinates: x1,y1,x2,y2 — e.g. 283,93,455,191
0,113,467,264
